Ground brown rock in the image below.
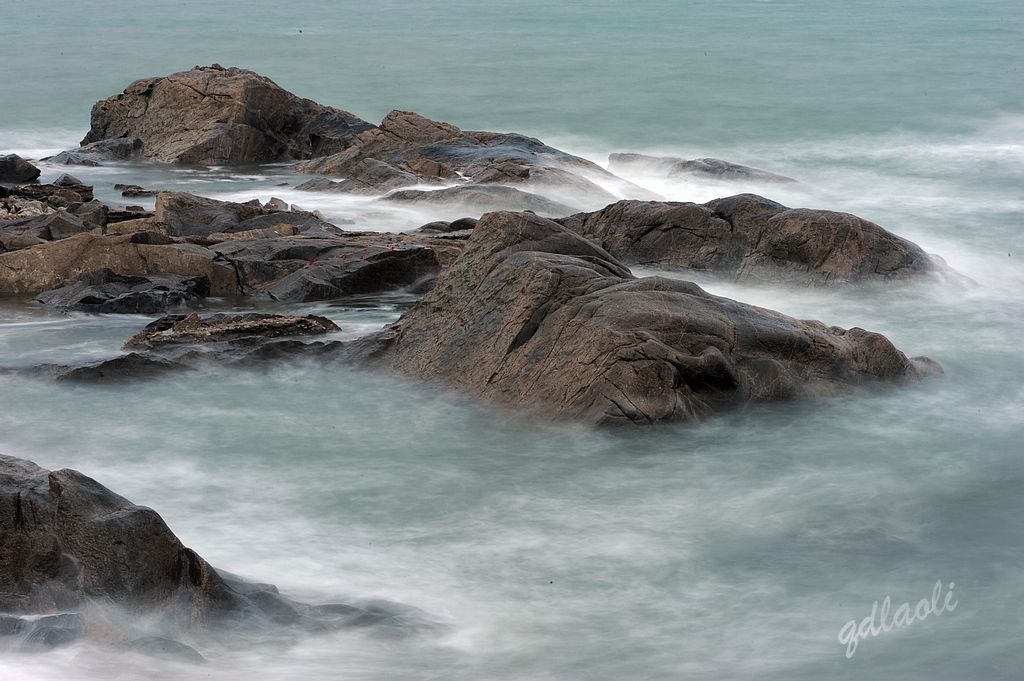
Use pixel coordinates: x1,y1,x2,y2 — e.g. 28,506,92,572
82,65,374,164
557,195,937,286
123,312,340,350
365,211,939,426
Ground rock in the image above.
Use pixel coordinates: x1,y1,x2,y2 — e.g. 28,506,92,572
416,216,478,234
154,191,340,237
115,183,158,197
556,195,937,285
296,109,647,204
0,454,400,635
0,154,41,183
82,65,374,164
262,243,442,302
155,191,264,236
0,232,240,296
43,138,144,166
54,353,187,383
363,211,939,426
383,184,575,218
5,180,93,207
3,613,87,649
608,153,797,183
126,636,206,664
263,197,289,212
35,269,210,313
123,312,341,350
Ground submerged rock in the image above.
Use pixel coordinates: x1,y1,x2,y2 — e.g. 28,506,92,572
608,152,797,183
0,454,433,641
0,154,41,183
82,65,374,164
123,312,340,350
54,352,187,383
363,211,939,426
35,269,210,314
383,184,575,218
557,195,937,285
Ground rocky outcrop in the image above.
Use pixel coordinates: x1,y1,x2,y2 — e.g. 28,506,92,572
608,153,797,183
123,312,340,350
1,181,110,252
296,109,642,206
0,154,41,183
154,191,340,237
0,232,240,295
556,195,937,285
35,269,210,314
0,454,432,648
42,138,144,167
362,211,939,426
82,65,374,164
382,184,575,218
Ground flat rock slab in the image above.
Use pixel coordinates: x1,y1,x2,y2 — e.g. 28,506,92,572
609,152,797,183
123,312,340,350
364,210,940,426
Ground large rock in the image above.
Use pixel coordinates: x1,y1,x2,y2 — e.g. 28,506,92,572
0,454,430,642
0,154,41,183
42,138,144,167
296,109,644,204
557,195,937,286
363,211,939,426
608,153,797,183
0,454,258,622
35,269,210,314
154,191,342,237
82,65,374,164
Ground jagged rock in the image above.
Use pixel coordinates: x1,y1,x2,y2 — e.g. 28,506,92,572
608,153,797,183
363,211,939,426
296,109,647,204
35,269,210,313
0,211,89,243
82,65,374,164
416,216,478,234
115,183,158,197
54,353,187,383
5,181,93,207
383,184,575,218
123,312,341,350
262,244,441,302
42,138,144,166
557,195,937,285
0,154,41,183
154,191,339,237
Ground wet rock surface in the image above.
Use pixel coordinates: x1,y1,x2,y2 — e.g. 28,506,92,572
35,269,210,314
122,312,341,350
557,195,937,285
609,152,797,183
0,154,42,183
363,211,939,426
82,65,374,164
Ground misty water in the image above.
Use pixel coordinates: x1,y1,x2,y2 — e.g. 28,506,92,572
2,1,1023,679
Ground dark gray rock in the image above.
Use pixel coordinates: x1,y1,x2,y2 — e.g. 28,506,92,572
608,153,797,183
0,154,41,183
35,269,210,314
54,353,187,383
122,312,341,350
383,184,575,218
43,138,144,166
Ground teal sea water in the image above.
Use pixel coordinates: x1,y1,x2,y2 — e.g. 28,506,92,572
1,1,1023,679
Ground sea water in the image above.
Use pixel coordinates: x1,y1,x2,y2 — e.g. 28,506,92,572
1,1,1023,679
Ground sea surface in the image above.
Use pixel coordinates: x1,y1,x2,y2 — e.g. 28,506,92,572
1,1,1023,679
